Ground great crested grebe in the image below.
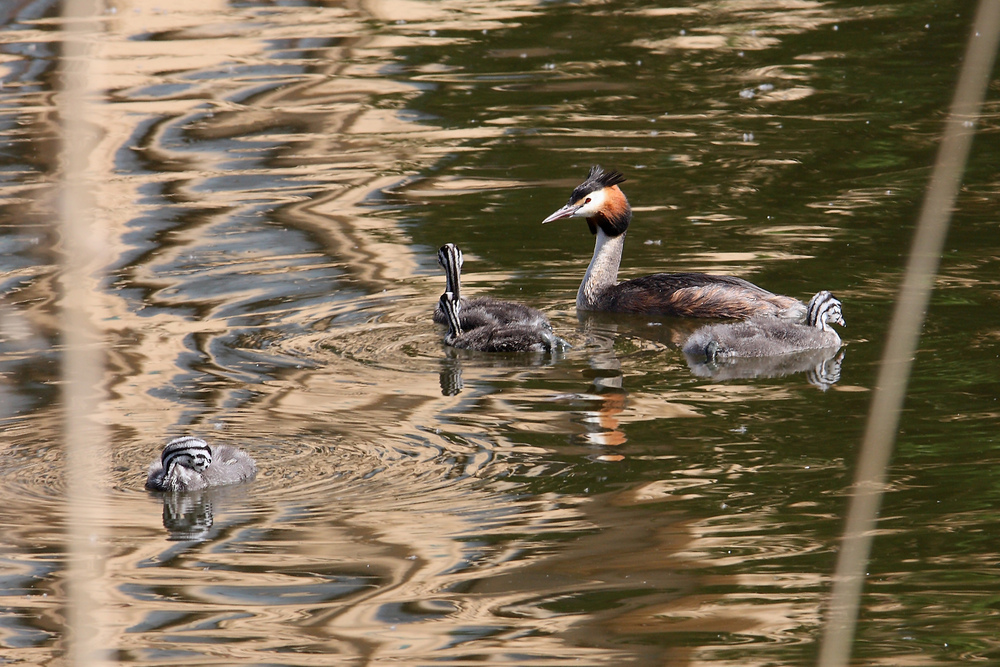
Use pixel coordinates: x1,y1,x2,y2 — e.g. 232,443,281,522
146,436,257,492
433,243,551,330
439,291,565,353
683,290,845,361
542,165,806,319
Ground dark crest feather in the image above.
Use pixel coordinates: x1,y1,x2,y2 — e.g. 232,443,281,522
570,165,626,203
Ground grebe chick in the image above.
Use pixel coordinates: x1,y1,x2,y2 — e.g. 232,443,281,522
683,291,845,361
146,437,257,492
432,243,551,330
439,291,565,353
542,165,806,320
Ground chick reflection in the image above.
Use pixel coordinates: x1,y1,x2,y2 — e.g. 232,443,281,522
161,489,214,541
158,485,255,541
439,355,464,396
685,347,846,390
437,347,565,397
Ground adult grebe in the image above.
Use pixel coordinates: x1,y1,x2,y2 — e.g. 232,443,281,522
542,165,806,319
433,243,551,330
146,436,257,492
683,291,845,361
439,291,566,353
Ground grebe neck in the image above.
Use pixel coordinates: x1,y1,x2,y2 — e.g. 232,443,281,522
578,225,625,310
438,244,463,301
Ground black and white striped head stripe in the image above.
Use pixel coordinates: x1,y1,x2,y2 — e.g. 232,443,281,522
806,291,826,326
161,437,212,473
437,243,464,267
807,291,844,329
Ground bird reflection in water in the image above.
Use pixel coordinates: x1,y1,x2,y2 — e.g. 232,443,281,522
437,347,566,397
158,484,256,542
685,347,846,390
439,354,465,396
578,347,628,454
161,489,215,541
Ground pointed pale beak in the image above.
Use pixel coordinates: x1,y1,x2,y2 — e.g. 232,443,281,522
542,203,580,224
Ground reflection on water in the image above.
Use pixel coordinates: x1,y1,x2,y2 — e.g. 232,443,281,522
437,346,568,397
157,484,252,542
685,347,846,389
0,0,999,664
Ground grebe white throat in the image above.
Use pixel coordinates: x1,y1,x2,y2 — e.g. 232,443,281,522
578,226,625,310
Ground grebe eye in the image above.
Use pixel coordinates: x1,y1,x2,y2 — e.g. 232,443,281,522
585,197,591,204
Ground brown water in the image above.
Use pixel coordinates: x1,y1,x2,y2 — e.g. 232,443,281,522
1,0,999,664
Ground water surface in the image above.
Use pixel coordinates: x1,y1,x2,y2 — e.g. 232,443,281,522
0,0,998,664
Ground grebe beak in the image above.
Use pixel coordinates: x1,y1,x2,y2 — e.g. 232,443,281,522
542,202,582,224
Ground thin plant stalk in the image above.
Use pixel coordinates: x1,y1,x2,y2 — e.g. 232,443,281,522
60,0,110,665
818,2,1000,665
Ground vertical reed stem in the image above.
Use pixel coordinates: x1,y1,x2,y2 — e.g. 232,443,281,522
818,3,1000,665
60,1,109,665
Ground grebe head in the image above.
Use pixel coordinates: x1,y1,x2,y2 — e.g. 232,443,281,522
437,243,464,272
437,243,464,295
161,437,213,475
807,291,846,332
541,165,632,237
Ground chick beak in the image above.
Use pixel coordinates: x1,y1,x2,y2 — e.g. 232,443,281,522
542,202,581,224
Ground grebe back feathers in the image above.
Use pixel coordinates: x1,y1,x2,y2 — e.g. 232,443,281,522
542,165,806,320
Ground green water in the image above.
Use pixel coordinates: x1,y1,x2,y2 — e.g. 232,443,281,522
0,0,997,664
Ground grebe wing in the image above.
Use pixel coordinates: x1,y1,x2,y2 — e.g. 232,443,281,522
605,273,805,319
